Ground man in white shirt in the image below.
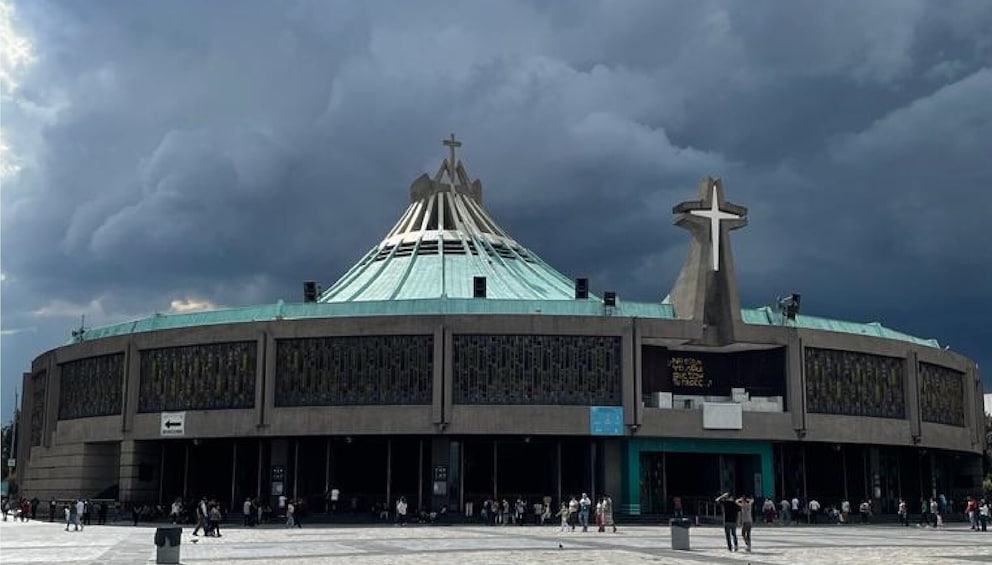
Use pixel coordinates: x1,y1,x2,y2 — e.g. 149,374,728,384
808,499,821,524
791,497,800,525
75,500,85,531
243,498,252,526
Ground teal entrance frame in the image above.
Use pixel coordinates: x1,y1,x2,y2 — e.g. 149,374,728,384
622,437,774,515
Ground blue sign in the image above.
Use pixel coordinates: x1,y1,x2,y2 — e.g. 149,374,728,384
589,406,624,436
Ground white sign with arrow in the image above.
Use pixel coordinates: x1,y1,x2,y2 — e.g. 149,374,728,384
160,412,186,437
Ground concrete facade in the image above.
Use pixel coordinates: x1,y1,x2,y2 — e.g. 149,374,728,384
13,174,984,515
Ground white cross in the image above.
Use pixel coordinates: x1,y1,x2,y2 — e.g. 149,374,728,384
689,184,743,271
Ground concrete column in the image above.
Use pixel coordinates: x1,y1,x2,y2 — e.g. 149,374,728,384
603,439,622,507
906,351,921,441
269,439,288,506
324,438,331,499
385,439,392,510
786,333,805,432
419,439,425,511
183,443,190,498
968,362,982,450
443,328,453,426
44,355,58,448
622,320,636,428
123,339,139,433
292,440,299,499
459,441,465,512
633,322,643,428
254,331,268,427
158,443,166,504
590,441,597,503
261,331,276,428
661,450,667,512
119,440,158,503
231,442,238,508
17,372,33,482
432,325,445,424
256,441,263,499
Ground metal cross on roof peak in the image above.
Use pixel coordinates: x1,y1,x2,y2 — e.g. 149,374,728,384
443,133,462,171
441,134,462,167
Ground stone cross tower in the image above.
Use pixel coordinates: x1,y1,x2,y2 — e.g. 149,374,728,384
667,177,748,345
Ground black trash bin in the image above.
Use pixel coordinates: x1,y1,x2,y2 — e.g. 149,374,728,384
669,517,691,550
154,527,182,564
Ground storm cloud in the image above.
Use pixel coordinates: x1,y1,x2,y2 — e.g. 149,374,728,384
3,0,992,417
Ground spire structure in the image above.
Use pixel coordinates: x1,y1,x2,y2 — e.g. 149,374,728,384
320,137,579,302
667,177,748,344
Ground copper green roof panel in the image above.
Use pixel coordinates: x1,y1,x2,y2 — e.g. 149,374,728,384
74,300,937,349
742,306,939,347
70,298,676,343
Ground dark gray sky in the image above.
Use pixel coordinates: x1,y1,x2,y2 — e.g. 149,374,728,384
3,0,991,420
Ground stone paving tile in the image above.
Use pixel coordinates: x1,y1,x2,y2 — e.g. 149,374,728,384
4,519,992,565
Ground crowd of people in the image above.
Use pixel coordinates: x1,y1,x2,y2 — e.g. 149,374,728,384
1,496,112,529
710,490,992,553
461,493,618,533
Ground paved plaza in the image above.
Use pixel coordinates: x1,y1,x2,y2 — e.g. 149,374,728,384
3,519,992,565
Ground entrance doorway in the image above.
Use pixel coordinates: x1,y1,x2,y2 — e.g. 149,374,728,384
640,451,762,514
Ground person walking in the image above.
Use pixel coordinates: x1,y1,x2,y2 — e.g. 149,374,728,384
967,496,978,530
208,504,222,537
716,492,741,552
979,499,989,532
75,499,85,530
579,493,592,532
567,496,578,531
898,499,908,526
603,495,616,533
170,498,183,524
49,498,57,522
808,499,820,524
762,498,776,524
192,497,207,536
285,500,296,528
556,503,569,532
65,500,79,531
395,496,408,526
779,498,790,525
294,498,304,528
243,498,252,527
595,498,605,532
737,494,754,553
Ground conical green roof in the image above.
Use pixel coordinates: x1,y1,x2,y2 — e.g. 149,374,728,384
320,140,579,302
